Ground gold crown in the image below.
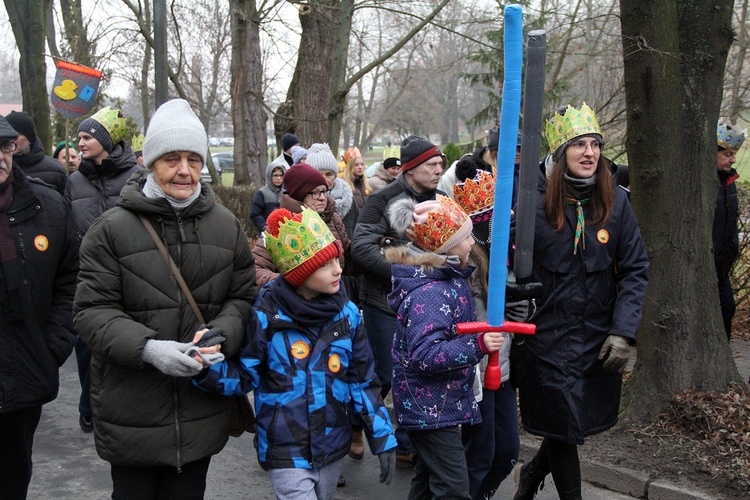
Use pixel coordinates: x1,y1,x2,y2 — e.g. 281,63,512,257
90,106,129,144
454,170,495,219
545,102,601,154
410,196,471,253
264,207,336,274
130,132,145,152
717,118,746,151
342,147,361,165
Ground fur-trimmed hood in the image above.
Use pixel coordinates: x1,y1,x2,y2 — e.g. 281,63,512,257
384,244,460,268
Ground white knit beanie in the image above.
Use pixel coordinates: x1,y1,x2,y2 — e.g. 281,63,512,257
143,99,208,169
305,143,339,175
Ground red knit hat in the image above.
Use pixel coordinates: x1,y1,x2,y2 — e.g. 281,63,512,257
283,163,328,201
265,208,342,287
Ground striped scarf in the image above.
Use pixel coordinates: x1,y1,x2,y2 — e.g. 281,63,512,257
565,197,590,254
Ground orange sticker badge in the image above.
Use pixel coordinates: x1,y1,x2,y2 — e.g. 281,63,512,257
328,354,341,373
34,235,49,252
597,229,609,244
291,340,310,360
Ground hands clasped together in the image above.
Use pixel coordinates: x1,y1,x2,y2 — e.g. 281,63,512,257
141,326,226,377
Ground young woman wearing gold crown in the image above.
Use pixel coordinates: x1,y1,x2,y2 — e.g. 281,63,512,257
511,103,649,500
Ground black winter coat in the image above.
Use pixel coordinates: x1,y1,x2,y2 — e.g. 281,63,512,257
713,168,739,283
64,141,141,236
73,170,256,467
514,181,648,445
351,174,442,314
13,137,67,194
0,167,79,412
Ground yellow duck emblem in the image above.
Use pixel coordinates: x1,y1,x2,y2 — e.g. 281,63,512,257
54,79,78,101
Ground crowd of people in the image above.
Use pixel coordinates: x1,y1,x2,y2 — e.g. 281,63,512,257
0,97,744,500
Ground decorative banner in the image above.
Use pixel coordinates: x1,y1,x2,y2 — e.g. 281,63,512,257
50,60,103,119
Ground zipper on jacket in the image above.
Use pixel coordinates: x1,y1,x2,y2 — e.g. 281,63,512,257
177,217,186,242
17,236,27,262
173,379,183,473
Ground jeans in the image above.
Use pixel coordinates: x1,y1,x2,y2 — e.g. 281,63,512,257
362,302,411,454
462,381,520,499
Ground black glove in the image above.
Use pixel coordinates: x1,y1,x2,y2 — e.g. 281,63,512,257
195,325,226,348
378,451,395,485
598,335,630,372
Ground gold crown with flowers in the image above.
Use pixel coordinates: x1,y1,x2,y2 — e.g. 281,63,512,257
453,170,495,220
410,195,472,253
545,102,601,154
264,207,336,275
130,132,145,152
90,106,129,144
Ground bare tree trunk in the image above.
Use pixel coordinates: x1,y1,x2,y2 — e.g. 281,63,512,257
5,0,51,149
140,0,152,129
59,0,93,66
619,0,742,419
729,0,748,118
230,0,266,186
46,0,59,58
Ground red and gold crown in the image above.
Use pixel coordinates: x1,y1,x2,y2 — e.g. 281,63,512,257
264,208,340,286
454,170,495,222
409,196,474,254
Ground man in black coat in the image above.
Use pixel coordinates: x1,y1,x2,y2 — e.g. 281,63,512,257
0,115,79,499
6,111,67,194
714,118,744,340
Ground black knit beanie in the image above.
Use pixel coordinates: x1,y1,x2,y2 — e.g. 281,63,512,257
6,111,36,144
400,135,442,172
281,133,300,152
78,116,114,153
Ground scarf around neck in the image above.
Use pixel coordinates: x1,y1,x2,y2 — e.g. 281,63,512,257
142,173,201,211
564,174,596,255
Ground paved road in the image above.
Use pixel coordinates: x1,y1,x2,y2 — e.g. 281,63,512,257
26,357,637,499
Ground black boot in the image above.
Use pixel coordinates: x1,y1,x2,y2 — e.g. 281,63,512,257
511,460,547,500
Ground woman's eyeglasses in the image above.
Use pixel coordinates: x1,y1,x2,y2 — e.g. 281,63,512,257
307,188,329,199
570,140,601,154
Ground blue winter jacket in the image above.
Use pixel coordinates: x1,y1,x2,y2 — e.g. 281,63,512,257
199,277,396,470
386,246,484,431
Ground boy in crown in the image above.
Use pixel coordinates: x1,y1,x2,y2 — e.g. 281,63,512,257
197,207,396,499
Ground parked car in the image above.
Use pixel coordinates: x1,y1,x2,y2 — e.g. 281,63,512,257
208,137,221,147
220,137,235,147
201,160,222,184
211,152,234,172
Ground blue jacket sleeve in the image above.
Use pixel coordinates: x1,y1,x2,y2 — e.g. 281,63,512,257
196,310,266,395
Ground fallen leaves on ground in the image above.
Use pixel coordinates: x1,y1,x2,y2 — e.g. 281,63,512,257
653,383,750,491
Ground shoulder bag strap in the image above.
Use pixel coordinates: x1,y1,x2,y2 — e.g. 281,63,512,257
137,213,206,325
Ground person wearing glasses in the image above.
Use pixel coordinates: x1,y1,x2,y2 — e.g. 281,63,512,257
0,115,79,500
249,162,286,235
252,163,349,287
511,104,648,500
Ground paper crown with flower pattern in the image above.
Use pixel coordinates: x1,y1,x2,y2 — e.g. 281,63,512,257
454,170,495,223
130,132,145,153
545,103,601,155
388,195,473,254
89,106,129,144
342,147,362,165
717,118,746,152
264,207,340,286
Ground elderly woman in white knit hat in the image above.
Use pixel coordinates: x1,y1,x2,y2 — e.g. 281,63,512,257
73,98,256,499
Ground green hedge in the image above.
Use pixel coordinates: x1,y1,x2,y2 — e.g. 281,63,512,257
212,184,260,241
